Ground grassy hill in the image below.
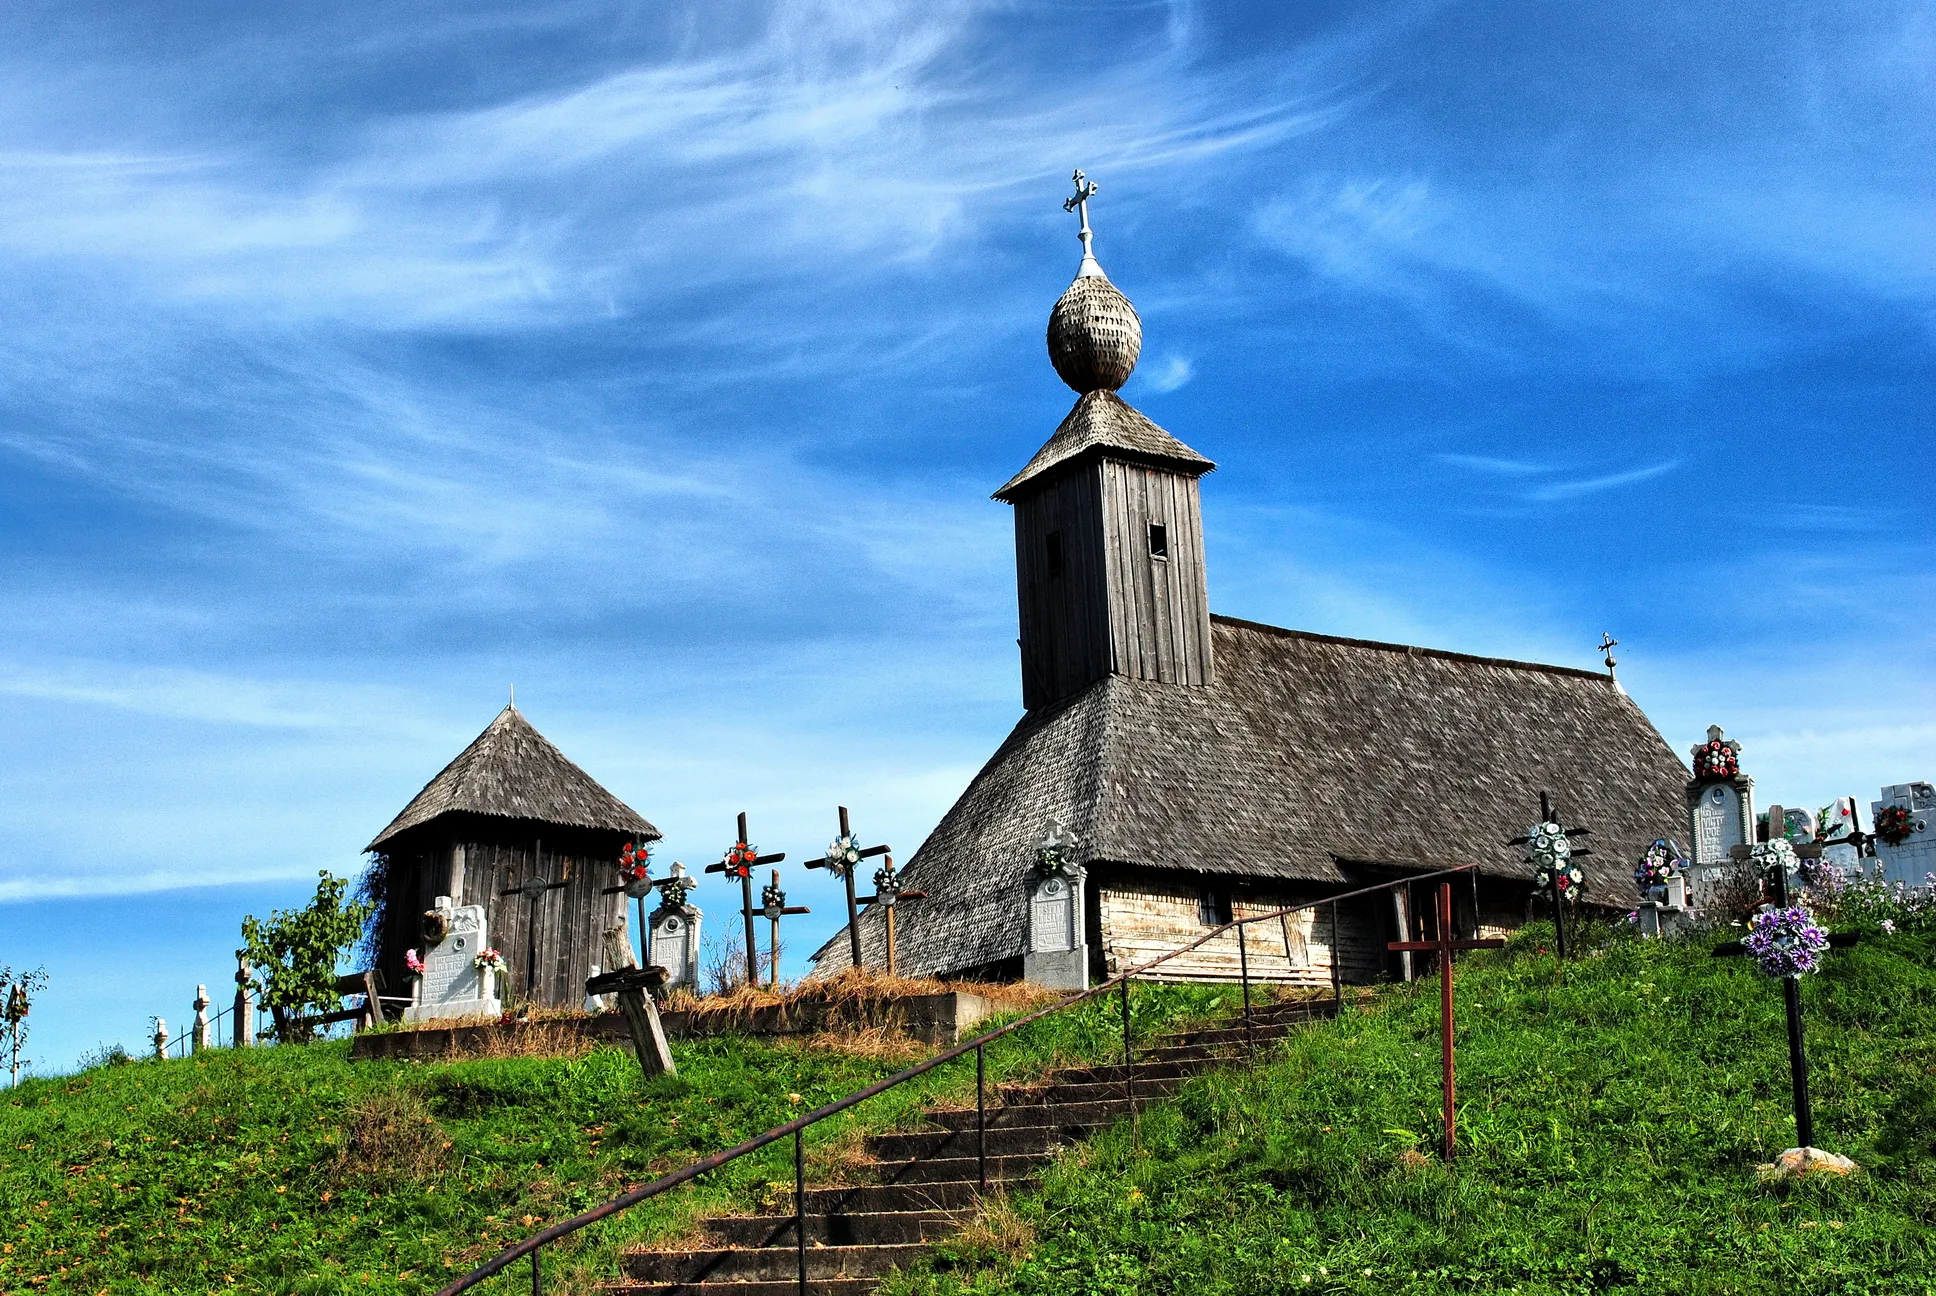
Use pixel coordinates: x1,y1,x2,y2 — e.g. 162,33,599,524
6,924,1935,1295
0,980,1226,1294
887,923,1936,1296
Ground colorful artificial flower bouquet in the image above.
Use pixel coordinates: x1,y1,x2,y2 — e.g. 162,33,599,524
619,841,653,882
1634,839,1684,893
473,947,506,974
1742,906,1828,978
1526,820,1585,901
1877,805,1918,846
822,833,863,878
405,949,425,975
720,841,759,880
1693,739,1740,780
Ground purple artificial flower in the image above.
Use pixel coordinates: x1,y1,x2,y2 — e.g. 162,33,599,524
1742,907,1829,979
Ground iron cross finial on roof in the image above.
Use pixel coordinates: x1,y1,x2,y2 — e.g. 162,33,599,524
1063,169,1101,270
1598,633,1618,676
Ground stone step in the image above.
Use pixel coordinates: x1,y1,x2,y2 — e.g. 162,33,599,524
622,1243,929,1283
1038,1057,1222,1087
704,1210,970,1248
606,1281,876,1296
920,1098,1136,1131
863,1122,1090,1161
998,1074,1187,1106
796,1179,1031,1215
867,1152,1049,1184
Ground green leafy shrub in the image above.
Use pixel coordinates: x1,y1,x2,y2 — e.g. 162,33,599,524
240,870,373,1043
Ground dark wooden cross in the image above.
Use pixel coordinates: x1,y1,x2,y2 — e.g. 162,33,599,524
500,851,570,1002
856,855,928,977
1506,791,1593,960
1712,803,1859,1151
740,869,811,989
807,805,890,972
1388,878,1506,1161
706,812,786,989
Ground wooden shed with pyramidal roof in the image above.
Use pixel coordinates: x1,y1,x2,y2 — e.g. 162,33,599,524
365,704,658,1008
811,182,1691,988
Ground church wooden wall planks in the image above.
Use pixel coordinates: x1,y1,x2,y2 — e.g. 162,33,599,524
1095,878,1385,985
1013,466,1111,709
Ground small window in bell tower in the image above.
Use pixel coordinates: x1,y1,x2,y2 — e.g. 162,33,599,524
1046,530,1065,578
1148,522,1169,560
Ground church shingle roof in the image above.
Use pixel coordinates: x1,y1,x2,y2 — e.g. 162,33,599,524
367,705,658,851
993,390,1214,502
812,616,1690,978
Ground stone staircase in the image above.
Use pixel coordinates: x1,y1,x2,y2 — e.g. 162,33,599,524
605,994,1345,1296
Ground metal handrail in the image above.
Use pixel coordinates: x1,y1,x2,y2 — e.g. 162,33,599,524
432,863,1482,1295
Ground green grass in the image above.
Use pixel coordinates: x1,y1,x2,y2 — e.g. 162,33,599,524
0,983,1249,1294
886,923,1936,1296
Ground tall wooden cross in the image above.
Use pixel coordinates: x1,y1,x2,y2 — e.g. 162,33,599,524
1507,791,1593,959
500,852,570,1002
741,869,811,989
706,812,786,989
807,805,890,972
1712,803,1859,1152
1388,879,1506,1161
857,855,928,977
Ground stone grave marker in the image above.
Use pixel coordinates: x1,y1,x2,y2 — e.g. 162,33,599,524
650,900,701,992
1873,781,1936,889
1025,821,1088,990
404,896,503,1023
1685,725,1755,908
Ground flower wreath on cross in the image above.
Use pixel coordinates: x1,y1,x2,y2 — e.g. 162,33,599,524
1877,805,1920,847
1634,839,1685,893
1693,739,1739,780
619,841,652,883
1751,836,1799,886
761,880,789,917
1526,820,1585,901
656,868,697,911
1742,906,1828,978
821,833,863,880
720,841,759,880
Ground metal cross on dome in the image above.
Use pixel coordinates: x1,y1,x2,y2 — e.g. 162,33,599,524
1599,632,1619,676
1063,169,1100,261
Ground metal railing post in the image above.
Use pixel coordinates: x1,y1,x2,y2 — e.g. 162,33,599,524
975,1042,987,1192
1237,918,1255,1064
794,1128,807,1296
1330,902,1343,1008
1119,976,1135,1120
530,1248,541,1296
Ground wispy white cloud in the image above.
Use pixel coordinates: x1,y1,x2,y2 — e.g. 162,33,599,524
1435,453,1552,476
1140,353,1195,393
1526,459,1681,501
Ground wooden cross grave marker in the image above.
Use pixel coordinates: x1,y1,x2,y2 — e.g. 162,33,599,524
600,842,662,976
1506,791,1593,960
807,805,890,972
741,869,811,989
856,855,928,977
1712,804,1860,1154
705,812,786,989
500,848,570,1003
1388,878,1506,1161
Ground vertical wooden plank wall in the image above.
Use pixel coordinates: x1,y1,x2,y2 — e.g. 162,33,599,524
1014,467,1111,708
1099,461,1212,689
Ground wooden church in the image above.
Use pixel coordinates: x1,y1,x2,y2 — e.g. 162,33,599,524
811,182,1691,988
366,703,658,1006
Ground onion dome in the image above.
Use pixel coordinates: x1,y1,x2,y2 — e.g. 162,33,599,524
1046,266,1142,393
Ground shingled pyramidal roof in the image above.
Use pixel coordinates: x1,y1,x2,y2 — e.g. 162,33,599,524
368,705,658,851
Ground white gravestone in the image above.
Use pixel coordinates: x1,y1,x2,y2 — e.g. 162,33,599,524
404,897,502,1023
1684,726,1754,910
1025,869,1087,990
650,906,701,992
1873,782,1936,890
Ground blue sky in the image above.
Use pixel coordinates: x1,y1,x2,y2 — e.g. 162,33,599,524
1,0,1930,1073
